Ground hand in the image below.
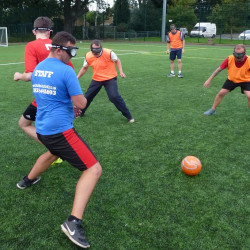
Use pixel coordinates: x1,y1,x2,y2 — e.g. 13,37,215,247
120,72,126,78
166,49,169,54
182,48,184,54
203,80,211,88
14,72,21,81
73,106,82,118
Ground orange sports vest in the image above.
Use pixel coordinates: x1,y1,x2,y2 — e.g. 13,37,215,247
168,31,182,49
227,55,250,83
86,48,117,81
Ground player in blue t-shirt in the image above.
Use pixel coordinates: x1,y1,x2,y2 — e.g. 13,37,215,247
32,57,81,135
17,31,102,249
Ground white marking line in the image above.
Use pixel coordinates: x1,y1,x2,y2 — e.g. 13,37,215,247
0,51,148,65
0,62,24,66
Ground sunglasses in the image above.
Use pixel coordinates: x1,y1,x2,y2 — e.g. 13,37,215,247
52,45,79,57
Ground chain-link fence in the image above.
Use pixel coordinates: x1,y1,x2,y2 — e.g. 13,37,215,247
1,2,250,44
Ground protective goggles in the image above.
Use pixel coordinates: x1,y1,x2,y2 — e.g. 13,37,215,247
34,27,53,37
34,27,53,31
91,47,102,55
52,45,79,57
233,52,245,59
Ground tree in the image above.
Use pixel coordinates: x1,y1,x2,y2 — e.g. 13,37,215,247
210,0,249,37
114,0,130,26
59,0,89,33
166,0,197,32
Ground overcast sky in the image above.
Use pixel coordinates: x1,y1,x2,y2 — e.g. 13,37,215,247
89,0,114,11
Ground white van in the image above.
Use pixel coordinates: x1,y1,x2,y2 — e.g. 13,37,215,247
190,23,216,38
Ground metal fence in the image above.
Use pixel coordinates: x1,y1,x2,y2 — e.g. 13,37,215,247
2,2,250,44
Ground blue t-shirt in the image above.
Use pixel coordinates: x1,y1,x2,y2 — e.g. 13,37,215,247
31,57,83,135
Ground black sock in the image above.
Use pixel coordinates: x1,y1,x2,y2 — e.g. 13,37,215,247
68,215,82,222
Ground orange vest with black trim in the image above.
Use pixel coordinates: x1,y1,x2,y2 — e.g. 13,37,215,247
227,55,250,83
169,31,182,49
85,48,117,81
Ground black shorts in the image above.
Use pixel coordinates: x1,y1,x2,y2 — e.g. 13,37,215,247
23,103,37,121
37,128,98,171
222,79,250,94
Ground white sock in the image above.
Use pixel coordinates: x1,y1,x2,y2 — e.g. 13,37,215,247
171,71,174,74
179,71,181,74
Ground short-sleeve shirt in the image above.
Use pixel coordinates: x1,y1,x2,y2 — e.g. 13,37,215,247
31,58,83,135
220,55,248,69
25,38,52,73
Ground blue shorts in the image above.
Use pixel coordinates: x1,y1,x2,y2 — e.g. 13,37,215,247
169,49,182,60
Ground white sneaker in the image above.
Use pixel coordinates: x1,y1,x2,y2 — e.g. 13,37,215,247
167,73,175,77
128,118,135,123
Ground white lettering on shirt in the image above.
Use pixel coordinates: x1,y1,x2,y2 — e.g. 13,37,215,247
34,70,54,78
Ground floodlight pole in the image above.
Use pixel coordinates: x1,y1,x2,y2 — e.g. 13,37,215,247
161,0,167,42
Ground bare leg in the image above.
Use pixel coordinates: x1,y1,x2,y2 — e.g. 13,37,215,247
212,89,230,110
71,162,102,219
19,115,41,144
244,91,250,108
178,59,182,71
28,151,58,180
170,60,175,72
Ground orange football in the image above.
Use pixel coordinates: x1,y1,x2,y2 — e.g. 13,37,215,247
181,156,202,176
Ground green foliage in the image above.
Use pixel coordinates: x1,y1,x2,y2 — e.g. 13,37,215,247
166,2,197,32
114,0,130,26
1,0,59,25
130,1,162,31
0,42,249,249
86,11,102,26
210,0,250,33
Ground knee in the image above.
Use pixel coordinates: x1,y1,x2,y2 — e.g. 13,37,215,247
217,90,227,97
109,95,120,103
18,116,28,130
91,162,102,179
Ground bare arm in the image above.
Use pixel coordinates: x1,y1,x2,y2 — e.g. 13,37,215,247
115,58,126,78
14,72,32,82
182,39,185,53
203,67,223,88
77,66,88,79
166,42,170,54
71,95,87,110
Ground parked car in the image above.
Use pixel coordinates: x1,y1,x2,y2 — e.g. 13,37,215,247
238,30,250,40
179,27,188,37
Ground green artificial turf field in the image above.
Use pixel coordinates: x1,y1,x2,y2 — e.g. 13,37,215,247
0,42,249,249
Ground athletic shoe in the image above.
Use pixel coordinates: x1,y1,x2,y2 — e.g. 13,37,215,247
17,176,41,189
178,73,183,78
128,118,135,123
51,157,63,166
61,219,90,248
167,73,175,77
203,108,216,116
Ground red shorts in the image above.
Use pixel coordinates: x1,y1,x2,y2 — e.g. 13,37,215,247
37,128,98,171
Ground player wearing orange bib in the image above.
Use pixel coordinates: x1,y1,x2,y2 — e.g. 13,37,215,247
166,24,185,78
77,40,134,123
203,44,250,115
